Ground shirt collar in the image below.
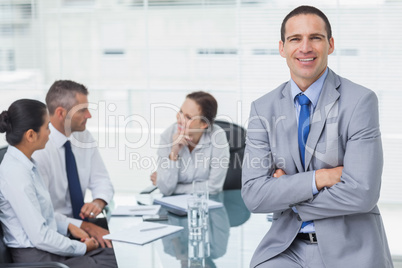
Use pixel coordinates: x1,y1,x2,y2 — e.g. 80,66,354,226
291,67,329,108
49,123,69,149
7,145,35,171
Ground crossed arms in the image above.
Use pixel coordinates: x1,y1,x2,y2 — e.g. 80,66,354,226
241,90,383,221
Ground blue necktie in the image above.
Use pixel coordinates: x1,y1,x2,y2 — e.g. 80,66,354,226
64,141,84,219
297,94,311,169
297,94,312,229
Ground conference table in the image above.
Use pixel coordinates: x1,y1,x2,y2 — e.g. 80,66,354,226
108,190,271,268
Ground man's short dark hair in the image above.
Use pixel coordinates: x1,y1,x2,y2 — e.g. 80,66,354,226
281,5,332,43
46,80,88,115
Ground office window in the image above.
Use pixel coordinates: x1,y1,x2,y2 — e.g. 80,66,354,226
0,0,401,204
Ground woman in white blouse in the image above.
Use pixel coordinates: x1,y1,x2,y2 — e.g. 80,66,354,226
150,91,230,196
0,99,116,267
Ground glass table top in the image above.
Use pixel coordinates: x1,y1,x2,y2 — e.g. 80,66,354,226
108,190,271,268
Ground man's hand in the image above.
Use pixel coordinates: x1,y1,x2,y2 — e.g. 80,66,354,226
150,171,157,186
80,199,106,219
84,237,99,253
68,223,90,240
315,166,343,191
81,221,112,248
273,169,286,178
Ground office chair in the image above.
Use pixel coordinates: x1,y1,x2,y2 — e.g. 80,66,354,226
223,189,251,227
214,122,250,225
0,146,69,268
0,147,6,165
138,120,246,194
214,120,246,190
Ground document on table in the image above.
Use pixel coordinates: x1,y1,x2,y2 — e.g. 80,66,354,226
153,194,223,214
103,222,183,245
111,205,161,216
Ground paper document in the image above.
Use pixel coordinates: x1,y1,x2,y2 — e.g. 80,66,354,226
154,194,223,214
111,205,161,216
103,222,183,245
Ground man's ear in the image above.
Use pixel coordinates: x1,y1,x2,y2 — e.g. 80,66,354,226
328,37,335,55
54,107,66,121
24,129,37,143
279,40,286,58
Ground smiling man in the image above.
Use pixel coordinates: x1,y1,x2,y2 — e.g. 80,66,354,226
241,5,393,268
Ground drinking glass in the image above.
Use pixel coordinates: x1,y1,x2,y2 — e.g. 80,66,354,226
191,180,210,257
192,180,209,200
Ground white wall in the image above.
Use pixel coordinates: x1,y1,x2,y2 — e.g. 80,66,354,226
1,0,402,203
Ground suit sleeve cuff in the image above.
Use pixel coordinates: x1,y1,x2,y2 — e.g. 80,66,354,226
312,171,319,195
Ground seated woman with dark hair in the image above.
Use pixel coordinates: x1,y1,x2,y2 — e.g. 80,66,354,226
150,91,230,196
0,99,116,267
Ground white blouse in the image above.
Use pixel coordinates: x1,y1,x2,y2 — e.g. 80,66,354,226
156,123,230,196
0,146,86,256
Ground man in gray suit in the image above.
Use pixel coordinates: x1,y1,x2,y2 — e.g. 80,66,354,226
242,5,393,268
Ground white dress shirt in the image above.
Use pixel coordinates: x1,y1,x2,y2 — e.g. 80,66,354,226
156,123,230,196
0,146,86,256
33,123,114,229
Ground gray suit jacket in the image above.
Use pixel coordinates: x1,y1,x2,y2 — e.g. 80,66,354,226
242,69,393,268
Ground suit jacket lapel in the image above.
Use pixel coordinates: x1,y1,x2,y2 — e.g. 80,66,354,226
278,82,304,173
304,69,341,169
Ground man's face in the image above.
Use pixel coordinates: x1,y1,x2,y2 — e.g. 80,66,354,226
279,14,334,91
65,93,92,133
